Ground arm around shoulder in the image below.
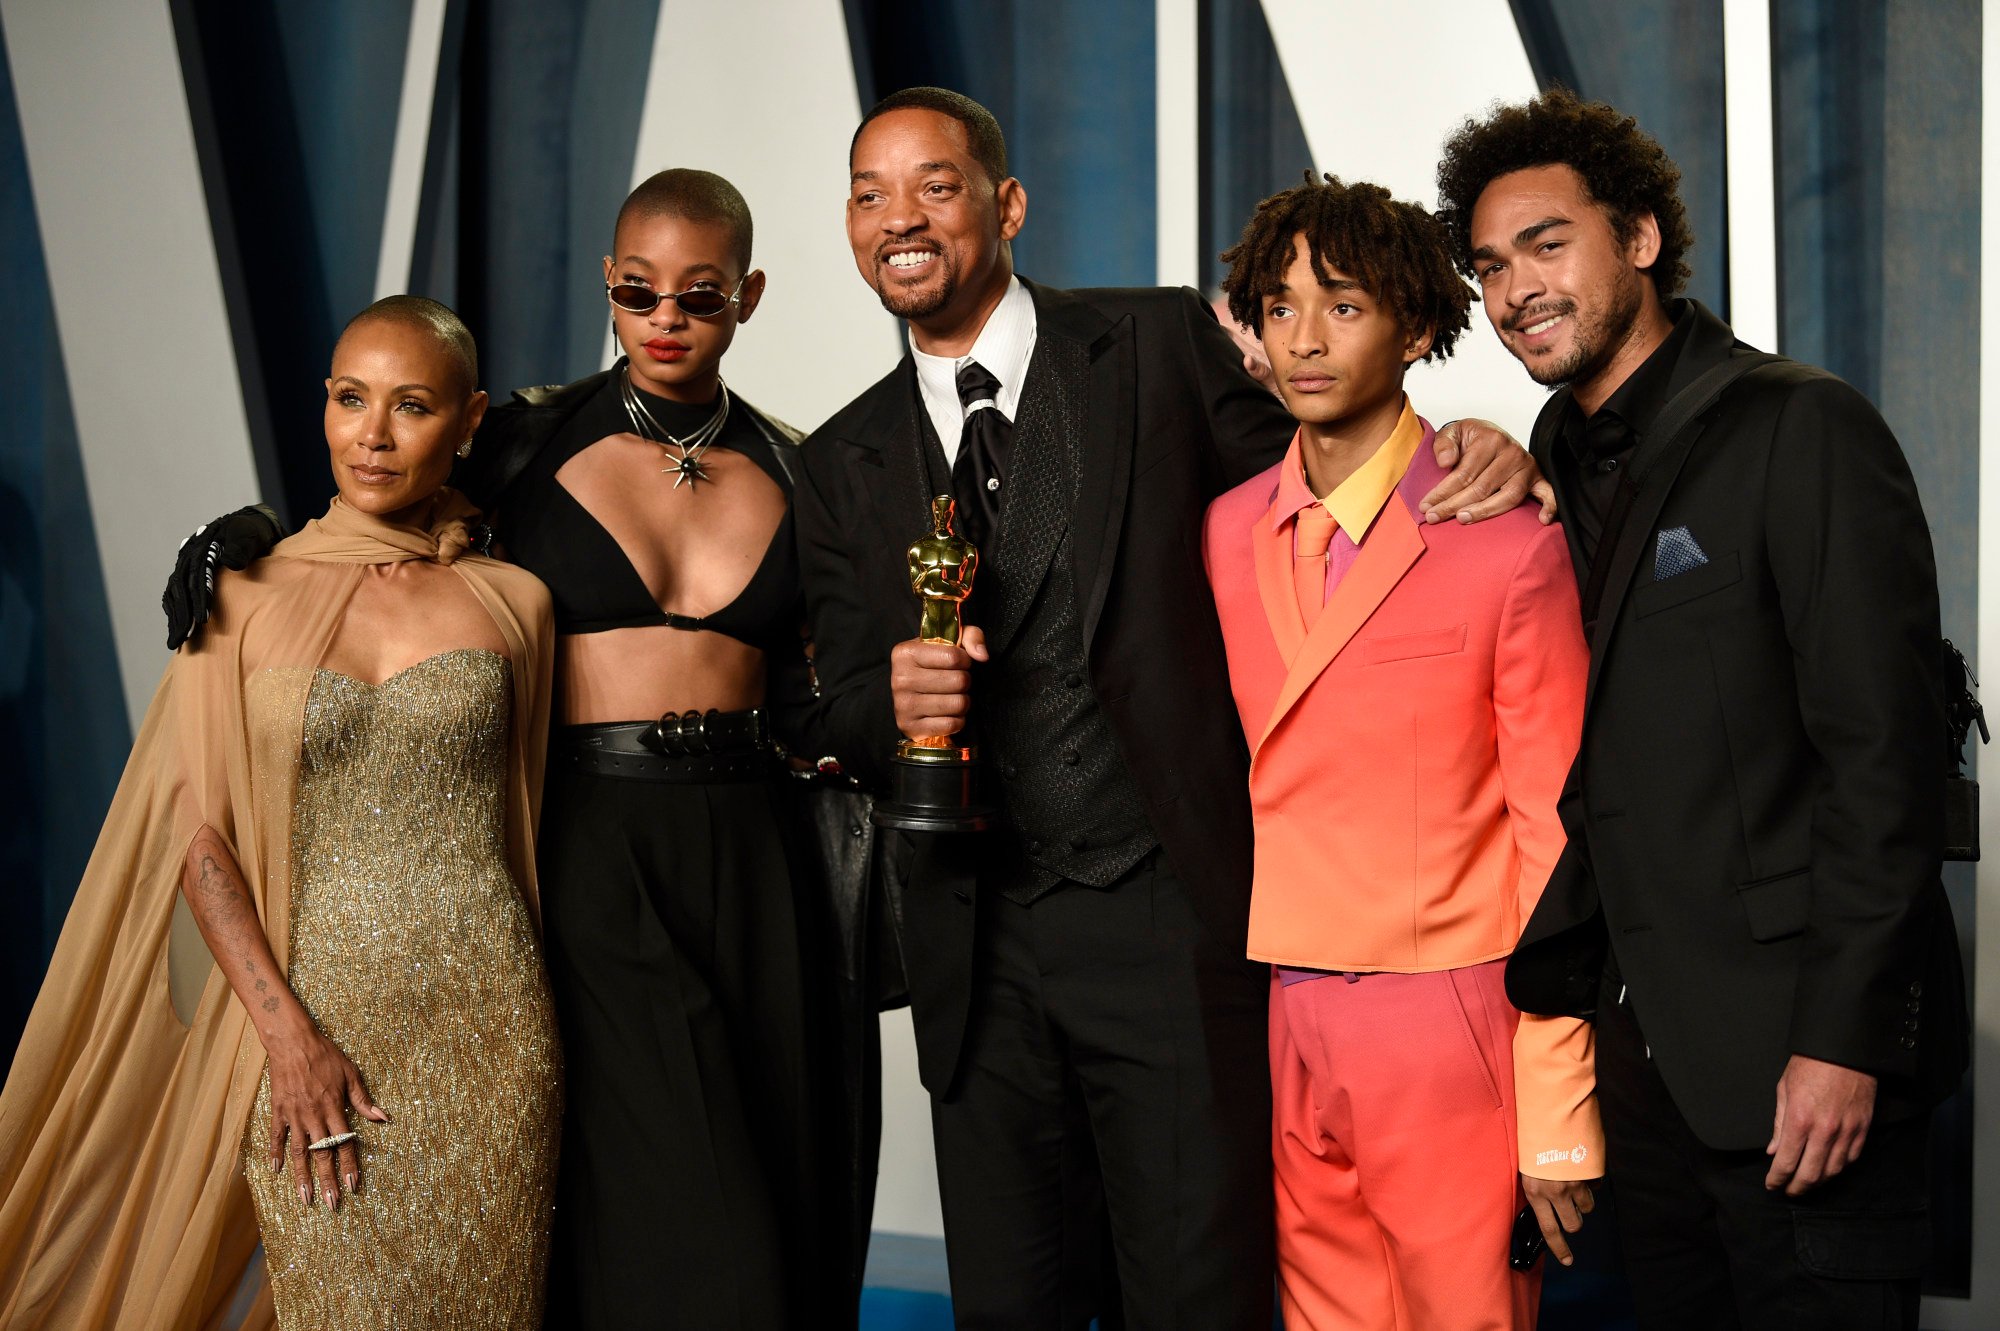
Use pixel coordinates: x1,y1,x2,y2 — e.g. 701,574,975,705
795,430,901,787
163,503,287,650
1174,286,1295,488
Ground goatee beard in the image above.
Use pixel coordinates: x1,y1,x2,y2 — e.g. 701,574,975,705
1528,347,1586,388
1525,277,1644,390
875,284,954,320
871,250,958,320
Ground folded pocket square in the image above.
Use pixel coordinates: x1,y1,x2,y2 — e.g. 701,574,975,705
1655,526,1709,580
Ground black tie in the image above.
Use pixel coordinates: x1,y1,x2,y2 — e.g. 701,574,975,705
951,360,1011,552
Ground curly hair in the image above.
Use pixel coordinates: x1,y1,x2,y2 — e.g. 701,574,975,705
1435,87,1693,300
1219,173,1470,362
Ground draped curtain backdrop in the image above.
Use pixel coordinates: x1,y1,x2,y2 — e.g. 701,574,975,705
0,28,127,1065
1771,0,1981,1292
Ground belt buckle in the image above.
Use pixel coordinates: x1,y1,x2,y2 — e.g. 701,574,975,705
644,710,688,756
644,708,723,757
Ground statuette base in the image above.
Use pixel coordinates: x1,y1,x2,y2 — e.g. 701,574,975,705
872,746,995,833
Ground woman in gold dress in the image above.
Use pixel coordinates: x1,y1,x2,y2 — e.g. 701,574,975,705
0,297,559,1329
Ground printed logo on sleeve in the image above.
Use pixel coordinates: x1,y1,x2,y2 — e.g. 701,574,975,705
1534,1143,1591,1167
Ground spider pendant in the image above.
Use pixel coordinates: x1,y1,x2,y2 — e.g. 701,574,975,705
663,452,711,488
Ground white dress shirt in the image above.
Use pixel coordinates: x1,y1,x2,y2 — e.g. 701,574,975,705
911,275,1038,468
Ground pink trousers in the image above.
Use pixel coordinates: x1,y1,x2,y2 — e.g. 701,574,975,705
1270,961,1538,1330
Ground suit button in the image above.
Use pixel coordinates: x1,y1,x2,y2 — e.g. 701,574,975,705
1904,1018,1920,1033
1069,833,1089,851
1062,749,1080,766
1027,840,1043,855
849,824,863,837
1900,1036,1918,1050
1909,981,1924,998
1066,672,1083,689
1907,999,1921,1014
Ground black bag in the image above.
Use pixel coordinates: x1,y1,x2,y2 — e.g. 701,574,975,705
1942,638,1985,861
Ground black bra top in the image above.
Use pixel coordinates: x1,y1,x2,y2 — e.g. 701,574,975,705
494,373,802,650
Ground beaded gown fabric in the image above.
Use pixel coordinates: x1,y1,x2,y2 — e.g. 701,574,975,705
243,650,560,1327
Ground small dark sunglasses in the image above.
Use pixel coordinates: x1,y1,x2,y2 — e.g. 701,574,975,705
605,276,744,318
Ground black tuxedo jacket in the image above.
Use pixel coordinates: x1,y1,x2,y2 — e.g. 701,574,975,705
1506,302,1968,1148
796,279,1293,1086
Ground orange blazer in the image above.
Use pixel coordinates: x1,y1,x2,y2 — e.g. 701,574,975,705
1203,418,1601,1176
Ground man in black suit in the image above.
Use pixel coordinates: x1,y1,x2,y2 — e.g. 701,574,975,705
1437,90,1969,1329
797,87,1545,1327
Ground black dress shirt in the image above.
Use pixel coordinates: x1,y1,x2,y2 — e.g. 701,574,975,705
1555,305,1698,569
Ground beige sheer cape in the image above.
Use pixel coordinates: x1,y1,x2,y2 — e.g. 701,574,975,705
0,493,554,1329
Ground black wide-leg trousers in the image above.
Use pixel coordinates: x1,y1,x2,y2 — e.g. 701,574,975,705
929,849,1274,1330
536,762,832,1330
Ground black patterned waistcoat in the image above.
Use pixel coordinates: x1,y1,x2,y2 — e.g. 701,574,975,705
918,336,1157,902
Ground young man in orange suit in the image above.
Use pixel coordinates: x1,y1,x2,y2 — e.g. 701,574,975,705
1202,175,1601,1330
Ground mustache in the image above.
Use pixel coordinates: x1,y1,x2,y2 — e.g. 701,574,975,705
1503,300,1575,333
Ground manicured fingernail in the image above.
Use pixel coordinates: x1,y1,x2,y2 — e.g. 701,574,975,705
342,1173,356,1195
299,1184,310,1205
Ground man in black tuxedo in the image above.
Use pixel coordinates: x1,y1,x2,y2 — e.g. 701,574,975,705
1438,90,1969,1329
797,87,1545,1327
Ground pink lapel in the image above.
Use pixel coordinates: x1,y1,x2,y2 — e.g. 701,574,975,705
1253,427,1443,755
1253,492,1307,664
1255,502,1425,754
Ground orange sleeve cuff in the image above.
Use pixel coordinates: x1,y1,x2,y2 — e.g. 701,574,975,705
1514,1013,1604,1180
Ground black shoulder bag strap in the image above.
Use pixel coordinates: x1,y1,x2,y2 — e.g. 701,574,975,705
1576,352,1784,627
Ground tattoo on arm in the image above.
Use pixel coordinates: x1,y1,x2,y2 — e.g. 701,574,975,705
185,829,286,1018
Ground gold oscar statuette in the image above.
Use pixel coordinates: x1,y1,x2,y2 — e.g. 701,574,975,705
871,495,996,833
902,494,979,758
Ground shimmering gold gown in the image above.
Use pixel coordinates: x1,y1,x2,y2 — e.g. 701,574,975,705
243,649,561,1328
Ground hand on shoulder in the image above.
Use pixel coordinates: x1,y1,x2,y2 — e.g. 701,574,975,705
1420,420,1557,527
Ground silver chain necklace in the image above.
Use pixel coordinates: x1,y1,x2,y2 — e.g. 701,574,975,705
621,369,729,489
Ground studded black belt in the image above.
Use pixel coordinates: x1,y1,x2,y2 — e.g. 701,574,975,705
557,709,775,784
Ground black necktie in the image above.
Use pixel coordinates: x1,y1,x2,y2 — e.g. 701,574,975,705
951,360,1011,552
